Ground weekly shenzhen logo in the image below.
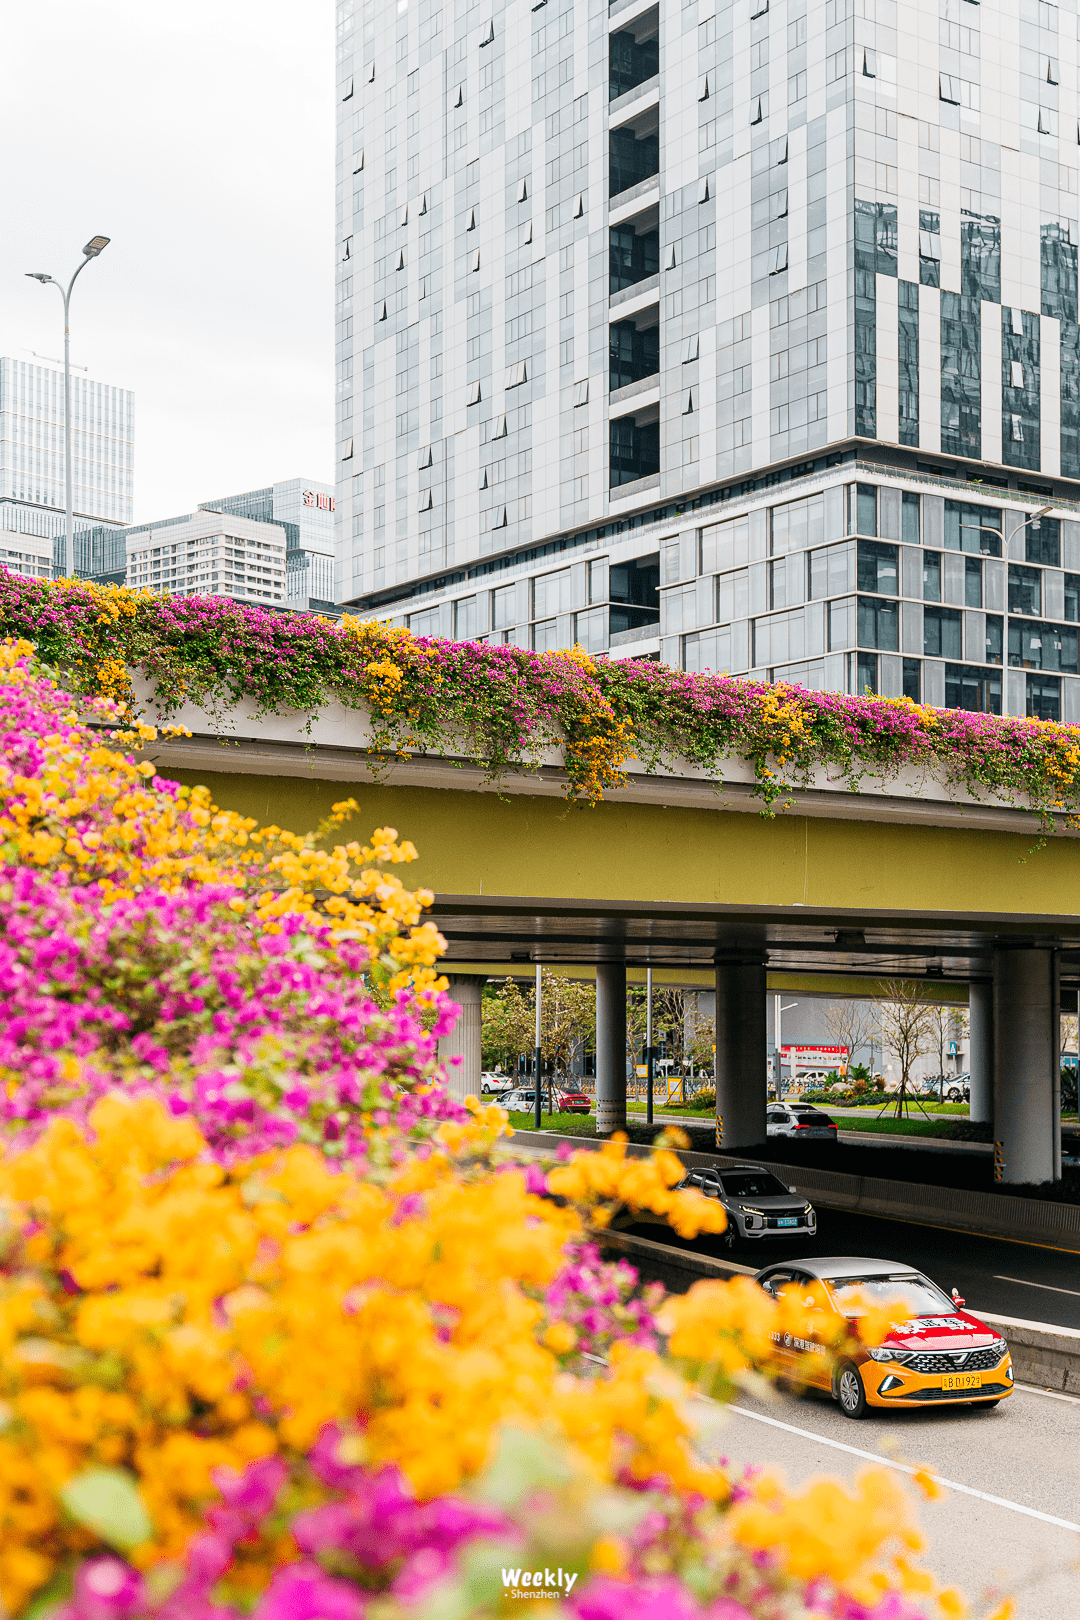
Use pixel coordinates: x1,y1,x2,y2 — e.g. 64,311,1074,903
501,1569,580,1600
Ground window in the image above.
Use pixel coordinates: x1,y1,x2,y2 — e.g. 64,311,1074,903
945,502,1001,556
903,658,921,701
856,652,878,694
454,595,480,639
1009,619,1079,673
1027,516,1061,566
771,493,825,554
1027,674,1061,721
985,614,1004,666
534,568,572,616
572,379,589,407
944,665,1002,715
717,569,750,623
493,584,516,630
809,541,856,599
1009,564,1042,615
1064,574,1080,623
532,618,559,653
857,596,899,650
857,540,899,595
924,606,962,659
902,492,920,545
923,551,941,602
855,484,877,536
965,557,983,607
828,597,856,652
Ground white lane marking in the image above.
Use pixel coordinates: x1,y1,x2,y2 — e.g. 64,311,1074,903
1014,1383,1080,1407
724,1403,1080,1533
993,1274,1080,1300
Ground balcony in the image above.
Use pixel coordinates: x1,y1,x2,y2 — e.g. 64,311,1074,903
609,313,659,395
609,212,659,295
609,411,660,489
609,5,659,101
609,116,659,202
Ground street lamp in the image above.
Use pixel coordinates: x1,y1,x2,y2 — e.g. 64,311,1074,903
25,236,111,579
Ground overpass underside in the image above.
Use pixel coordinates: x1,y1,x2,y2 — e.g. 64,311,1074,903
157,735,1080,1187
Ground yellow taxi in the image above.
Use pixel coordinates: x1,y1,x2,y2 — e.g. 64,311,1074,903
754,1255,1013,1418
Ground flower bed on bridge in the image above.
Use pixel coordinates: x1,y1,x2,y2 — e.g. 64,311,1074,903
0,644,996,1620
2,568,1078,829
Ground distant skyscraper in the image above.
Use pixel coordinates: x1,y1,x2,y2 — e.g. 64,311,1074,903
0,355,132,580
334,0,1080,722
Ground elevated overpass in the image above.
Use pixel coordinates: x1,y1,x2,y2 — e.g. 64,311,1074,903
144,690,1080,1186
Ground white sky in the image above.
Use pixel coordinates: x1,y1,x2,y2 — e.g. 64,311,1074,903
2,0,334,523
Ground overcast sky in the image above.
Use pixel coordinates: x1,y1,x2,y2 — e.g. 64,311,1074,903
2,0,334,523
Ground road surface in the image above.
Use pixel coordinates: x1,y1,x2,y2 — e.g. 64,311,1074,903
700,1375,1080,1619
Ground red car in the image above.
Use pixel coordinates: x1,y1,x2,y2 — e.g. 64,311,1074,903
555,1088,592,1114
754,1256,1013,1418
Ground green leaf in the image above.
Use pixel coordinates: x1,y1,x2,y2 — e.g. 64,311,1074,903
59,1467,153,1552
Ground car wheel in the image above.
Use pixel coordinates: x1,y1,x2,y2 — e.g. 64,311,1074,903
836,1363,867,1419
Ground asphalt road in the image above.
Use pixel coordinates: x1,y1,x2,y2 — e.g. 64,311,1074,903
629,1206,1080,1331
698,1377,1080,1619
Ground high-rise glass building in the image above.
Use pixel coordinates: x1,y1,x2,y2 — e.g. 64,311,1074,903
335,0,1080,721
0,356,133,581
202,479,337,611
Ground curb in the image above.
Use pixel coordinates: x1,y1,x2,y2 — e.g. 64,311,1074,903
507,1128,1080,1253
601,1230,1080,1395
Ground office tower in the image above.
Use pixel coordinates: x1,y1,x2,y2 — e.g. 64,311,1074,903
125,510,289,605
0,356,133,580
334,0,1080,721
202,479,337,611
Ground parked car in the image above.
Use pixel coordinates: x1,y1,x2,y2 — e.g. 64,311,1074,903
554,1088,592,1114
480,1072,507,1094
676,1165,816,1248
754,1256,1013,1418
944,1074,970,1103
499,1088,539,1113
767,1102,839,1141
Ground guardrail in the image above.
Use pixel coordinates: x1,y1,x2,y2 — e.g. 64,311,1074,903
507,1127,1080,1250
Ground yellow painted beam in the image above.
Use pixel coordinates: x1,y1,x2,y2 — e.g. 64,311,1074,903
172,766,1080,928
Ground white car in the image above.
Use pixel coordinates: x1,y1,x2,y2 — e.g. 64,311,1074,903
480,1072,506,1094
767,1102,839,1141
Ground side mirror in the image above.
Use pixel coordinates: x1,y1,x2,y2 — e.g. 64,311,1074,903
789,1186,797,1194
951,1287,966,1309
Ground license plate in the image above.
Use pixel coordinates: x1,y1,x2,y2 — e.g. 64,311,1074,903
941,1372,982,1391
776,1216,799,1228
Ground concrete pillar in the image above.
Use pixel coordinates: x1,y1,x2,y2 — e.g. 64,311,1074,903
993,948,1059,1184
595,962,627,1135
715,958,768,1151
968,981,993,1124
438,975,485,1101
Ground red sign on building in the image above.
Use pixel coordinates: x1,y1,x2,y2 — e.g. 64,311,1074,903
303,490,335,511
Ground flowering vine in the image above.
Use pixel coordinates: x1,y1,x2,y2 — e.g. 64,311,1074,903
3,570,1080,825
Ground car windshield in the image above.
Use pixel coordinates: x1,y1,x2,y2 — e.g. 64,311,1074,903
827,1274,954,1316
719,1172,792,1198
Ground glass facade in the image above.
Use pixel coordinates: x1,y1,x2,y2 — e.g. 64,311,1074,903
0,358,133,526
332,0,1080,725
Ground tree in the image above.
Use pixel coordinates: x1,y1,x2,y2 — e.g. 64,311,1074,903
925,1002,969,1102
874,980,938,1117
822,999,878,1077
481,972,596,1094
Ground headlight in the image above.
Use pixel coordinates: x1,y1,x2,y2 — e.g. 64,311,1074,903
868,1347,913,1365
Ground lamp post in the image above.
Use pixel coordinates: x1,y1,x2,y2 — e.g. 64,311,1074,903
645,966,653,1125
533,963,543,1130
25,236,111,579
